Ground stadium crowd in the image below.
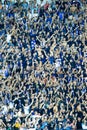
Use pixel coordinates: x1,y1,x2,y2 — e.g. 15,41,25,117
0,0,87,130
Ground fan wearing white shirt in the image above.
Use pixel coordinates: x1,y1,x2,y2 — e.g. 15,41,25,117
55,58,61,70
82,120,87,130
23,99,34,115
8,101,14,109
6,33,11,43
2,105,8,115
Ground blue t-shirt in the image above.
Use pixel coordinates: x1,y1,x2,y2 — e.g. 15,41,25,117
4,69,9,77
58,12,64,20
49,56,55,64
46,17,52,24
41,57,46,64
31,40,36,50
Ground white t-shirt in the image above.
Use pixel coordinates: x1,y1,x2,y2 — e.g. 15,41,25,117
82,123,87,129
55,59,61,68
20,128,26,130
2,105,8,114
24,106,29,115
7,34,11,43
9,102,14,109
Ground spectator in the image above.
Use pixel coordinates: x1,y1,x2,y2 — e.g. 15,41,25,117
0,0,87,129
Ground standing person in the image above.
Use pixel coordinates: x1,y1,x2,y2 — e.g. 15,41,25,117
23,98,34,115
76,117,83,130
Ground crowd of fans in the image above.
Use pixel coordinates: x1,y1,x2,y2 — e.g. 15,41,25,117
0,0,87,129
